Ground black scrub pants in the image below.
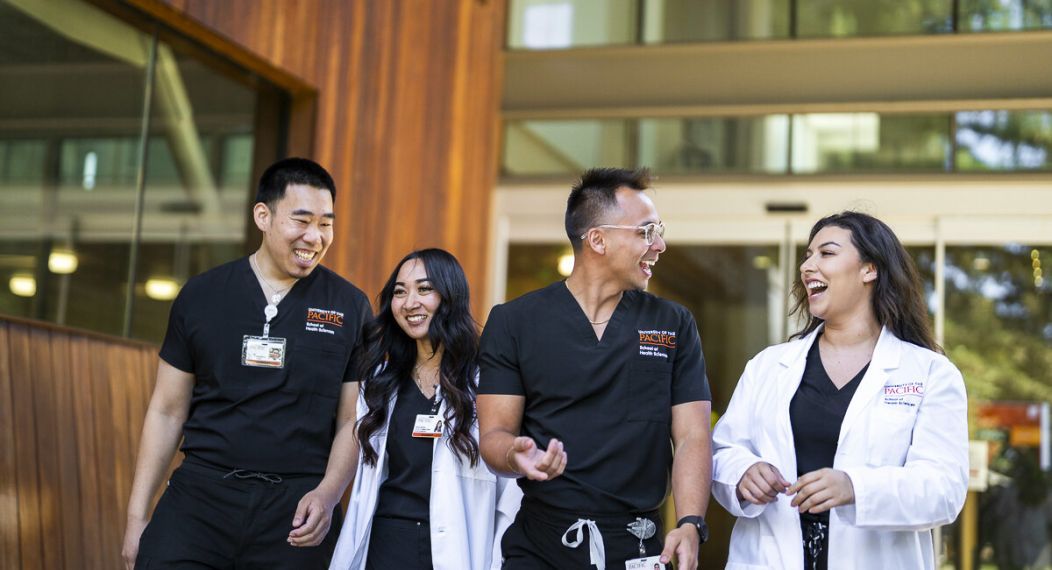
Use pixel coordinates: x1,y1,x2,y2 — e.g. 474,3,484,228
501,498,664,569
135,461,341,569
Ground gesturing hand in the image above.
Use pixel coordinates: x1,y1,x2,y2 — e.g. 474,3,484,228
508,436,567,481
737,461,790,505
788,468,855,514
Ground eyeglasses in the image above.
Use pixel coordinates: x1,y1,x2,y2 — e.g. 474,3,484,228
580,222,666,246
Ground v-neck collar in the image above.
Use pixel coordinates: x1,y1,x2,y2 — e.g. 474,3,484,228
557,280,633,347
242,256,310,317
809,336,870,395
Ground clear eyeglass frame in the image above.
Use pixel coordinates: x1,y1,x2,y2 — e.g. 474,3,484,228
580,222,666,245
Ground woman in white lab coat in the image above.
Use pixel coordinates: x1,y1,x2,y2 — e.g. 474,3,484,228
329,249,520,570
712,212,968,570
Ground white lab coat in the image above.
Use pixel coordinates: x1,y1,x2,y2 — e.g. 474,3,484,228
329,384,522,570
712,327,968,570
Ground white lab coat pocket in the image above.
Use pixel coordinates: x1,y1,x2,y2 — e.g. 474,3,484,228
726,517,781,568
865,407,917,467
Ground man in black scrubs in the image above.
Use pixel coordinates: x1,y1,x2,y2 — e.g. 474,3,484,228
478,168,713,569
121,158,371,569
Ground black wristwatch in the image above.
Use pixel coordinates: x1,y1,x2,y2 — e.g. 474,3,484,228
677,515,709,544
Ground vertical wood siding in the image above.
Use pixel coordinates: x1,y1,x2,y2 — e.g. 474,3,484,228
0,318,160,569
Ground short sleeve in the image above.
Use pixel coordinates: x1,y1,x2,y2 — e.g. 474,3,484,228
671,308,711,405
478,304,525,396
342,291,374,383
159,290,194,373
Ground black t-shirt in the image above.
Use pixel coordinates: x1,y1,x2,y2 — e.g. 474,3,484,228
478,281,711,514
790,338,868,478
373,379,437,522
159,257,372,476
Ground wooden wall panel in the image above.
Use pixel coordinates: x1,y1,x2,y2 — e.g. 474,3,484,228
9,323,44,570
0,324,20,570
142,0,507,318
0,317,159,569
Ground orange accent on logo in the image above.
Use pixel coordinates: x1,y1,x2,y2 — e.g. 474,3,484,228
307,308,344,327
639,332,676,349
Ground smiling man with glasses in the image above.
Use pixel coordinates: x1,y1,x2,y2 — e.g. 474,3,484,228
478,167,713,570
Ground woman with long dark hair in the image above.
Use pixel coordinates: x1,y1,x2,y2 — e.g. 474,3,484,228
712,212,969,570
328,248,520,570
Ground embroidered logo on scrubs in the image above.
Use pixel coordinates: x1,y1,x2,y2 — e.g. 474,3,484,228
882,381,924,408
306,308,343,335
638,329,676,359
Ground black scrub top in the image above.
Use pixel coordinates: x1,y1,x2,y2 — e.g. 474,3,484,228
479,281,711,514
790,337,868,476
373,379,437,522
159,257,372,476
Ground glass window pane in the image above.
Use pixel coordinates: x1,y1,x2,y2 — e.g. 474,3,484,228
503,119,632,177
960,0,1052,31
642,0,790,43
791,113,950,173
639,116,789,174
130,44,260,342
508,0,639,49
0,1,149,333
0,1,280,341
796,0,953,37
956,110,1052,172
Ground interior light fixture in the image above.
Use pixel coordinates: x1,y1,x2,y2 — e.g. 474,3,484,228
557,253,574,277
752,255,772,270
48,249,79,274
144,277,180,301
83,151,97,191
9,274,36,297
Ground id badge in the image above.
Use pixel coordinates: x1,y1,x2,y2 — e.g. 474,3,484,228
625,556,665,570
242,335,287,368
412,414,443,438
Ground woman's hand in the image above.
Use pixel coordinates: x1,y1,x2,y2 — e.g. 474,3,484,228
788,468,855,513
737,461,790,505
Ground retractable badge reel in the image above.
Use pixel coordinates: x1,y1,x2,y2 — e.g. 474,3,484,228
625,518,664,569
242,293,287,368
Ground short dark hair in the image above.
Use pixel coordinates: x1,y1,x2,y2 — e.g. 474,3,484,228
565,167,651,251
255,157,336,207
790,211,938,352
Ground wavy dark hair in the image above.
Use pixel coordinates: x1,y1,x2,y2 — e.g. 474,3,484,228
355,248,480,466
789,211,939,352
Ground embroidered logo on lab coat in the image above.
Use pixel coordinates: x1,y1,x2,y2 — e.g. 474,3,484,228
882,381,924,407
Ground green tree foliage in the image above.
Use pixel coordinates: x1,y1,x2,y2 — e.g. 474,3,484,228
929,247,1052,403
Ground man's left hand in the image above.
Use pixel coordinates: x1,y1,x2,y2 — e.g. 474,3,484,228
288,487,339,547
660,523,699,569
788,468,855,514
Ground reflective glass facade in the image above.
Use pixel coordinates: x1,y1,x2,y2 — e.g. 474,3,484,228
0,0,287,342
503,111,1051,177
508,0,1052,48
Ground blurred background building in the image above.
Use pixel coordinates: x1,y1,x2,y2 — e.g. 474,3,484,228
0,0,1050,568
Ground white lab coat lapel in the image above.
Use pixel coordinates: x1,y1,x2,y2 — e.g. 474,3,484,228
836,326,901,447
770,329,819,479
